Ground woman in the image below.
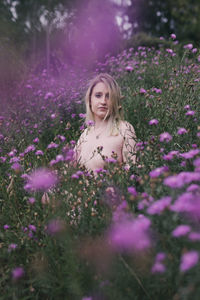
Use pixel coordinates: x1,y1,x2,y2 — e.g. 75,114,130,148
75,73,136,173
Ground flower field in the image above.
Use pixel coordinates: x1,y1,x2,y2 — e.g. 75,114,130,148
1,37,200,299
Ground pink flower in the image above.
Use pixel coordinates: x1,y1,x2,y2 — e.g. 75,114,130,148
25,168,57,191
12,267,25,280
159,132,172,142
151,262,166,273
140,88,147,94
172,225,191,237
188,232,200,241
149,166,168,178
184,43,193,50
185,110,195,116
149,119,159,125
126,66,133,72
46,219,65,236
180,251,199,272
108,215,152,252
35,150,44,156
8,243,18,252
127,186,138,196
170,33,176,40
147,196,172,215
177,128,187,135
4,224,10,230
180,149,199,159
47,142,59,149
44,92,54,100
28,197,35,204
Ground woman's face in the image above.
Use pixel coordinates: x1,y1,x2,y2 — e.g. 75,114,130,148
90,82,112,121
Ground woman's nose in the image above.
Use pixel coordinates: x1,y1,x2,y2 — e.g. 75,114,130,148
101,95,107,104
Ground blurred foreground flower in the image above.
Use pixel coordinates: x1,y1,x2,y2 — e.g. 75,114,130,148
180,251,199,272
24,168,57,191
12,267,24,281
46,219,66,236
108,215,152,253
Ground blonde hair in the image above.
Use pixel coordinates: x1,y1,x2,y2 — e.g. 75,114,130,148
85,73,124,135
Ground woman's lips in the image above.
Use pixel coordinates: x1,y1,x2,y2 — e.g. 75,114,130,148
98,107,107,110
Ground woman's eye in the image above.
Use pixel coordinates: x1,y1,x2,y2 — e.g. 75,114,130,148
95,94,101,98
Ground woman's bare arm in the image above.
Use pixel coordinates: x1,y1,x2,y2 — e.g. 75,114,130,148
121,121,137,166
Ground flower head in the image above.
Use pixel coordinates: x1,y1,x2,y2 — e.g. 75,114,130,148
159,132,172,142
25,168,57,191
108,215,152,253
180,251,199,272
12,267,25,280
149,119,159,125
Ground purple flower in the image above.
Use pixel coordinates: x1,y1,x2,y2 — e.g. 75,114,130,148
44,92,54,100
147,196,171,215
187,184,200,192
64,149,74,162
163,150,179,161
149,166,168,178
151,262,166,273
55,154,64,162
51,113,56,119
140,88,147,94
25,168,57,191
28,197,35,204
193,158,200,171
105,158,117,163
47,142,59,149
188,232,200,241
166,48,173,54
46,219,65,236
184,105,190,110
125,65,133,72
159,132,172,143
184,43,193,50
164,172,200,189
172,225,191,237
8,243,18,252
11,163,22,172
79,113,86,118
29,224,36,232
24,145,35,154
12,267,25,280
180,149,199,159
180,251,199,272
155,252,166,262
35,150,44,156
177,128,187,135
185,110,195,116
170,191,200,220
4,224,10,230
127,186,137,196
170,33,176,40
149,119,159,125
33,137,39,143
108,215,152,252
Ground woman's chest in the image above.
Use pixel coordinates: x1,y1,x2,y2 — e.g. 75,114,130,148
80,134,124,160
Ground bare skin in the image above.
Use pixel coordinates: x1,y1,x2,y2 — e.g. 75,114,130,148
75,82,136,173
76,121,136,173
